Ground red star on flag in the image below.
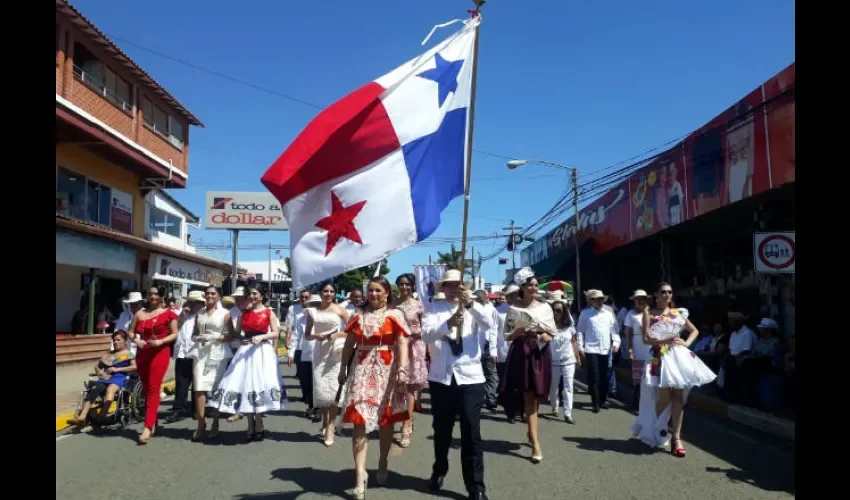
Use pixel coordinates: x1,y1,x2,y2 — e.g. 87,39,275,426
315,191,367,256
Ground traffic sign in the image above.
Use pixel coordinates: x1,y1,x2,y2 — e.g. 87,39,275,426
754,232,795,273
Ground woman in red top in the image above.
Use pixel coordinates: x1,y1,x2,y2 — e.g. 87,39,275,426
128,286,179,445
337,276,409,499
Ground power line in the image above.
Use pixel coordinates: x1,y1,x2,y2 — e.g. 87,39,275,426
105,33,515,163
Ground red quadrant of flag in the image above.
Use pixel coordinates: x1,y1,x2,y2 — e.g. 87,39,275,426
261,82,400,206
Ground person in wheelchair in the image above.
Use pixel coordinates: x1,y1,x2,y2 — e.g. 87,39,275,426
68,331,137,426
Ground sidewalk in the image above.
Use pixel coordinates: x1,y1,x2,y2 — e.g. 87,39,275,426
610,365,795,441
56,347,289,432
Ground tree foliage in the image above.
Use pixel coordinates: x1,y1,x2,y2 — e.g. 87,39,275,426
330,261,391,294
435,243,473,276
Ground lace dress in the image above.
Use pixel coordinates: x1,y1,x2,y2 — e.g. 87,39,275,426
395,299,428,388
208,308,286,415
310,308,347,408
340,308,411,433
631,308,716,448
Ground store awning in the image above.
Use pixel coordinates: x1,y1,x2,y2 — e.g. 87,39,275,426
56,214,233,273
56,229,136,274
151,273,211,287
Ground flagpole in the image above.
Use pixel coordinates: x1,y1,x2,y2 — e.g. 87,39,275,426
456,0,484,343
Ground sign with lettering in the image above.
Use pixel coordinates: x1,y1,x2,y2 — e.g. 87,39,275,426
110,189,133,234
754,232,795,273
205,191,289,231
152,254,225,286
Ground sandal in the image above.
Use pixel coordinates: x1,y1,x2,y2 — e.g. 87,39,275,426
349,471,368,500
400,423,413,448
671,437,687,457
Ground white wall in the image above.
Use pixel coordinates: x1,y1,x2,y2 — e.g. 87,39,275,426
240,259,290,283
56,263,82,332
144,191,196,254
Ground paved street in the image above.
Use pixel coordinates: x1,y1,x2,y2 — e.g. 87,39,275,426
57,363,794,500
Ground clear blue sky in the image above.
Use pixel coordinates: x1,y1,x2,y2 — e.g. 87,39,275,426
75,0,795,286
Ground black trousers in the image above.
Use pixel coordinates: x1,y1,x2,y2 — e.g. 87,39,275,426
585,353,609,408
481,343,498,407
172,358,194,413
430,378,486,496
294,350,314,408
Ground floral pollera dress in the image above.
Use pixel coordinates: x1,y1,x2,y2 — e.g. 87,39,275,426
631,308,716,448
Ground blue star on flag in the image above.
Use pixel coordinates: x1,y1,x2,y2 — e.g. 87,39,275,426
416,53,464,107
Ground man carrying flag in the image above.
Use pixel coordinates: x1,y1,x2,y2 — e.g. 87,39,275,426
262,8,486,499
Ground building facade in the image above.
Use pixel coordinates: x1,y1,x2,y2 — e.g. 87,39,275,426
55,0,231,333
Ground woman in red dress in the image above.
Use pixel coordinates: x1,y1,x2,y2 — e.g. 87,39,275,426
128,286,179,445
337,276,410,499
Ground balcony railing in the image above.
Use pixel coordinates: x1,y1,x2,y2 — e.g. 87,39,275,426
72,65,133,114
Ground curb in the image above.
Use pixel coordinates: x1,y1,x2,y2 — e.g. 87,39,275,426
613,366,794,441
56,378,177,432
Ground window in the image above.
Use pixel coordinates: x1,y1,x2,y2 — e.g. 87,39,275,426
56,167,86,219
142,97,185,150
148,206,182,238
86,180,112,225
56,167,116,227
73,43,132,112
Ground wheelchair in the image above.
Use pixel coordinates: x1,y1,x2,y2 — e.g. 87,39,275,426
74,373,146,428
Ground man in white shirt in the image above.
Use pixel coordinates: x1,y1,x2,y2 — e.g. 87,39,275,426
473,290,500,411
494,285,520,421
576,289,621,413
422,270,494,500
115,292,144,356
287,290,319,419
342,289,363,315
720,311,759,402
622,290,650,410
166,291,204,423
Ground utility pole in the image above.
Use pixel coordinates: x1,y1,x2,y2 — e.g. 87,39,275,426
572,168,582,310
470,245,475,285
502,220,524,271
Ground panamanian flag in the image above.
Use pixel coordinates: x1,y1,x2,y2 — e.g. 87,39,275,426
262,17,479,289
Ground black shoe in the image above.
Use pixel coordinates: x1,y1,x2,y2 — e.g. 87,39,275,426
468,493,489,500
506,416,516,424
165,412,183,424
428,475,445,492
601,402,610,410
592,405,600,413
303,408,313,419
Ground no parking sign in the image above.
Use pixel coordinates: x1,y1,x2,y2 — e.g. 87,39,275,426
754,232,795,273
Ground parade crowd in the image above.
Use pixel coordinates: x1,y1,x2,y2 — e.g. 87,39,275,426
70,267,724,500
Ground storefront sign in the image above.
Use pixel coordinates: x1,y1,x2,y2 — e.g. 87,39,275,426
754,232,795,273
110,189,133,234
152,254,225,286
205,191,289,231
521,63,794,269
525,188,627,267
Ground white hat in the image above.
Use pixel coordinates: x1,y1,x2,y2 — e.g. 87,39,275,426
584,289,606,300
308,294,322,304
440,269,463,283
546,290,568,304
513,267,535,285
757,318,779,329
433,291,446,301
186,290,206,302
629,289,649,300
503,284,520,296
231,286,247,297
122,292,144,304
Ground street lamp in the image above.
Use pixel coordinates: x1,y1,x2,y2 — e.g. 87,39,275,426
507,158,583,310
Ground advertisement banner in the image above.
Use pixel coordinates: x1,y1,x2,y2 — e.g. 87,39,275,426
110,189,133,234
522,63,794,269
205,191,289,231
763,64,795,188
414,265,446,302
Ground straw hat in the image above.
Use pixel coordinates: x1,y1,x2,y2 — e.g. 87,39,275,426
308,294,322,304
186,290,206,303
440,269,463,283
546,290,569,304
503,284,520,296
584,289,607,300
757,318,778,329
231,286,247,297
122,292,144,304
629,289,649,300
221,296,236,307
